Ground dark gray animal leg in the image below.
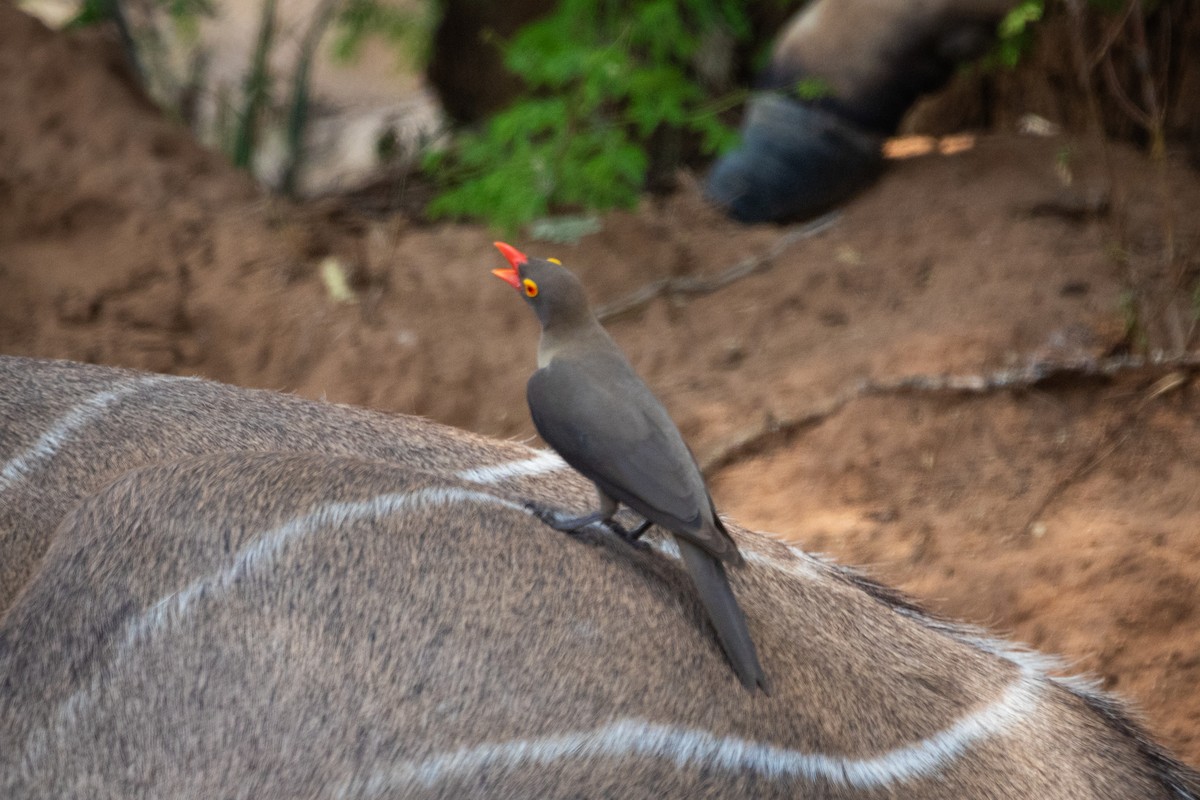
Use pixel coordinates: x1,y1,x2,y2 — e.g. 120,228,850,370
524,503,610,535
524,490,651,551
526,489,618,535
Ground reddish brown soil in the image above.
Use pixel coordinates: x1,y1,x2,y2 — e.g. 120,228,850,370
2,7,1198,763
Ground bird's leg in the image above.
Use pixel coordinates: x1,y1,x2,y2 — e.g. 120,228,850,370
524,491,650,551
624,518,653,540
524,503,611,534
524,487,618,535
591,492,653,552
606,518,651,551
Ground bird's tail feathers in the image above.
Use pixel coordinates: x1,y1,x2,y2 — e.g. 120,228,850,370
677,538,769,693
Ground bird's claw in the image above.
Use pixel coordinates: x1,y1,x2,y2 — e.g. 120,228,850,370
523,501,602,536
606,519,652,552
524,500,554,524
524,501,575,533
524,501,651,551
627,518,653,540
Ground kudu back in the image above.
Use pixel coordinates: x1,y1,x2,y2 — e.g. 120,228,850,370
1,355,1197,799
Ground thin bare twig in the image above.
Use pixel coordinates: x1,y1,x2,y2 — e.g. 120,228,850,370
1021,368,1191,532
1070,0,1185,354
1127,1,1167,144
595,212,840,322
1064,0,1120,224
1086,0,1138,71
1101,52,1155,129
699,351,1200,476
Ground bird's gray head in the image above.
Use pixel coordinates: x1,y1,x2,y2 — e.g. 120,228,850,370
490,241,593,330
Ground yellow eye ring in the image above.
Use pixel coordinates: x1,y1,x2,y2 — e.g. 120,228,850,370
523,278,538,297
547,258,561,265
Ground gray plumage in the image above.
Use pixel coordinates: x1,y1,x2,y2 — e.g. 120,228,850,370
492,243,768,692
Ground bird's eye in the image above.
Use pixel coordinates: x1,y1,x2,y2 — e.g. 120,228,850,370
523,279,539,297
547,258,561,265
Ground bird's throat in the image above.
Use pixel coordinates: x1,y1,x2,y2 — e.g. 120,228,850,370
536,332,561,369
536,318,609,369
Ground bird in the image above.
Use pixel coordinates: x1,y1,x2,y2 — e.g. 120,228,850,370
490,241,768,692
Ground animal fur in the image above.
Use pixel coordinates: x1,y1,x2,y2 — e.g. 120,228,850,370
1,356,1197,798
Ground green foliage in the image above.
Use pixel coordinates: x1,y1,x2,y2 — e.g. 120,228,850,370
232,0,276,170
998,0,1044,40
984,0,1159,71
793,76,833,102
67,0,115,28
330,0,431,68
424,0,751,233
66,0,429,184
163,0,215,41
68,0,213,31
987,0,1045,70
280,0,433,190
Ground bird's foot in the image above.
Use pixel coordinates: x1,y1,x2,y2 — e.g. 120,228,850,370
524,502,651,551
523,502,607,535
603,518,651,552
626,518,653,541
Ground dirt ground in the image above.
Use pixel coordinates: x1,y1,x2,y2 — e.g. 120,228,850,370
2,6,1198,764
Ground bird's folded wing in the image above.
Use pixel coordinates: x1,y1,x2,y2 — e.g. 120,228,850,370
527,357,706,533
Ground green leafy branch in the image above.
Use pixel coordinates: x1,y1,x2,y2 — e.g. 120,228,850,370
424,0,752,233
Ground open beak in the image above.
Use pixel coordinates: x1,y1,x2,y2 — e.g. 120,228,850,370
491,241,527,289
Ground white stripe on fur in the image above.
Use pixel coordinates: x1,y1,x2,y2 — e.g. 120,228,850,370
27,483,1051,795
453,455,828,584
120,486,529,652
0,376,179,493
23,486,532,779
341,677,1040,796
455,450,569,484
746,545,824,580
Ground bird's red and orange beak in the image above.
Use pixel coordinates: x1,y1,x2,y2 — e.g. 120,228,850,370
491,241,527,289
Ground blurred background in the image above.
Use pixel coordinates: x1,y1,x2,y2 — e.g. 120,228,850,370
3,0,1199,762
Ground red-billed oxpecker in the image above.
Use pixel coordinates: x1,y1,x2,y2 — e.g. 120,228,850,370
490,241,768,692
